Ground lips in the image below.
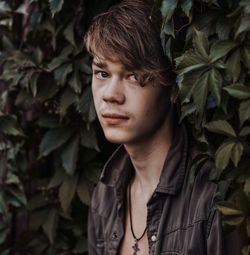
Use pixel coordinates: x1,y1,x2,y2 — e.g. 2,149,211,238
101,113,129,125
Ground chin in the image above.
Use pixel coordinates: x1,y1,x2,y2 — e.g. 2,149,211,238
104,131,130,144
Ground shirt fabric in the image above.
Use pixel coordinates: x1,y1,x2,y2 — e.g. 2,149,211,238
88,124,242,255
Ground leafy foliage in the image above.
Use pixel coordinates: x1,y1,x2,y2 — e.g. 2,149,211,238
0,0,249,254
159,0,250,253
0,0,113,254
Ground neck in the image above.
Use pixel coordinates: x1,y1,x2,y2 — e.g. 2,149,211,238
124,114,173,199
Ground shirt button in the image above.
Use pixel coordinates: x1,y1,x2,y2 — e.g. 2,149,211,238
111,232,118,240
151,235,157,242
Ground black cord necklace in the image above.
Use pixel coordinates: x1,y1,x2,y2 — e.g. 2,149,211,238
128,182,147,255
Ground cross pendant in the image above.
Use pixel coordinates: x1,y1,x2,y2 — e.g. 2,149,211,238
132,240,140,255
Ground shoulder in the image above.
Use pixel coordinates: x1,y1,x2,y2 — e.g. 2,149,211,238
185,145,218,220
90,181,117,218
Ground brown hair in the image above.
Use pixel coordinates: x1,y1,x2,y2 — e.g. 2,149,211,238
84,0,175,87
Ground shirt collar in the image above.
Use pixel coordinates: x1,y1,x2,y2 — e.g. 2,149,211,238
100,124,189,195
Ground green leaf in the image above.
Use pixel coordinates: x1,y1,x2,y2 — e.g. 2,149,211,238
180,0,193,17
224,84,250,99
69,70,82,94
80,128,99,151
225,50,241,82
205,120,236,137
42,209,58,244
244,178,250,197
192,72,209,120
61,135,79,175
231,142,244,167
37,115,61,128
193,29,209,58
77,174,91,206
59,174,78,212
239,100,250,126
208,68,222,105
77,86,96,123
0,2,11,12
216,201,244,216
241,46,250,69
48,168,66,189
29,73,39,97
54,63,73,86
210,40,237,62
176,50,207,75
47,57,68,71
39,128,74,158
0,115,24,136
235,16,250,37
63,20,76,47
215,141,235,170
161,0,178,21
239,126,250,137
59,88,76,116
49,0,64,17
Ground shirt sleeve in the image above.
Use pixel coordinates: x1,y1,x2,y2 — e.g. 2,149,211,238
206,209,243,255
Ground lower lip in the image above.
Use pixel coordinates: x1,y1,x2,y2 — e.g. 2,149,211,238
102,117,129,125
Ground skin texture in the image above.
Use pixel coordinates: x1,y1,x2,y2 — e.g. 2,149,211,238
91,57,173,255
91,58,170,146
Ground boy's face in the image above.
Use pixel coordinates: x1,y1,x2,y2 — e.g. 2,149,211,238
91,57,170,145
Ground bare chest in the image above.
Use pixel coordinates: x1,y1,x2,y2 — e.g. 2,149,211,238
119,192,149,255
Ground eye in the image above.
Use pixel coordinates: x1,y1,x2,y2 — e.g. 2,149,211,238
93,70,109,79
127,73,139,82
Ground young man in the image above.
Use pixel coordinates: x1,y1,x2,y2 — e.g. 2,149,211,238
84,1,241,254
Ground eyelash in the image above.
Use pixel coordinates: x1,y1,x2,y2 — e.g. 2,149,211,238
93,70,138,82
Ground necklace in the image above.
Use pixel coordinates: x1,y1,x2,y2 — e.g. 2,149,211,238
128,182,147,255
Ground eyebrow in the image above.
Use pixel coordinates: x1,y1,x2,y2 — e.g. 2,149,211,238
92,60,108,69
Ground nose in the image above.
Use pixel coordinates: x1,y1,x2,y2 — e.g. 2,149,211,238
102,77,125,104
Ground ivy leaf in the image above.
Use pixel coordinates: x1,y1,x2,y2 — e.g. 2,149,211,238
193,29,209,58
63,20,76,47
239,126,250,137
180,0,193,18
231,142,244,167
239,100,250,127
59,174,78,212
208,68,222,105
59,88,76,117
49,0,64,17
61,135,80,176
225,50,241,83
77,174,91,206
205,120,236,137
241,46,250,69
224,84,250,99
216,201,244,216
215,141,235,170
39,128,74,158
42,209,58,244
244,178,250,197
235,16,250,37
54,63,73,86
80,128,99,151
69,70,82,94
48,168,66,189
176,50,207,75
161,0,178,22
0,115,24,136
210,40,237,62
192,72,209,121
